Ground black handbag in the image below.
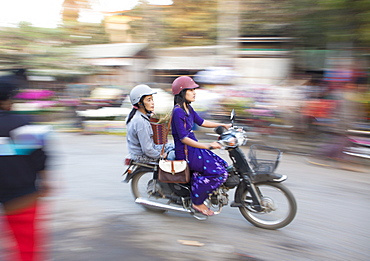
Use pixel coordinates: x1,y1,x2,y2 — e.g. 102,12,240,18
157,111,190,184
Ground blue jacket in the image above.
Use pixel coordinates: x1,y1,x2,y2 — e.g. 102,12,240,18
0,111,47,203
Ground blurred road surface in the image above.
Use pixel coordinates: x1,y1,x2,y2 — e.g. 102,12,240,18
26,133,370,261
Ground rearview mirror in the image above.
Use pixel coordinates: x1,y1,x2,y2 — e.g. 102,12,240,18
214,126,226,135
230,109,235,126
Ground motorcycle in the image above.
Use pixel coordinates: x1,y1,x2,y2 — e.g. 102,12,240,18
344,124,370,160
122,110,297,230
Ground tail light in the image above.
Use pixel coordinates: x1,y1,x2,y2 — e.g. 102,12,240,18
124,158,132,165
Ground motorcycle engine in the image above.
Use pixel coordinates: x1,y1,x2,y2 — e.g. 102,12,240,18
211,189,229,206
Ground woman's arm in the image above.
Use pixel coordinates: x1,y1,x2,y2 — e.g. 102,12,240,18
201,120,231,130
137,125,161,159
181,137,222,150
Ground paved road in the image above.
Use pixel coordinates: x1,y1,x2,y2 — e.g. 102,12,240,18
37,133,370,260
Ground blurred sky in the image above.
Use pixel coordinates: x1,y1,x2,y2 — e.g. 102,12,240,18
0,0,172,28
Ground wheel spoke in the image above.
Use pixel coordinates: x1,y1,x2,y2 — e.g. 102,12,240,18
239,183,296,229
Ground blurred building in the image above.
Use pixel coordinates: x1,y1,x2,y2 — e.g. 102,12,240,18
149,45,221,87
231,37,293,85
149,37,293,86
74,43,150,87
103,11,142,43
71,38,293,88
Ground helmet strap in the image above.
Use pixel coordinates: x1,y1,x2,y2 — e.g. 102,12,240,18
138,101,152,114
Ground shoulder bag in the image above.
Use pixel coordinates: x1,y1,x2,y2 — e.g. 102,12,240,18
157,111,190,184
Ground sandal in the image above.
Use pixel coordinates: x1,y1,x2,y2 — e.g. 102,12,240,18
192,204,214,216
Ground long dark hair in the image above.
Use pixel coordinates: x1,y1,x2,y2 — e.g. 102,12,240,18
126,107,137,124
174,89,191,113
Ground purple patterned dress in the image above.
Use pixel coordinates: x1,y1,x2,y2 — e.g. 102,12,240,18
171,105,228,205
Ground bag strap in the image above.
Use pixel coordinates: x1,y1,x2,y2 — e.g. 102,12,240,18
160,111,173,157
160,108,188,160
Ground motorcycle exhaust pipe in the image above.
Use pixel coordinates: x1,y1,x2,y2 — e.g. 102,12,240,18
135,198,191,213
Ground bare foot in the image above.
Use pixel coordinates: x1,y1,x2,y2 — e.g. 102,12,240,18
192,204,214,216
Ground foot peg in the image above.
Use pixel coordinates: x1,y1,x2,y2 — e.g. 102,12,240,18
230,201,243,207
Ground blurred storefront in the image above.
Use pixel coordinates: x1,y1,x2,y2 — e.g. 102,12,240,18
149,37,294,87
74,43,151,88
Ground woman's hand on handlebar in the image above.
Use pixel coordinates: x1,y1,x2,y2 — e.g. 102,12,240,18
208,141,222,150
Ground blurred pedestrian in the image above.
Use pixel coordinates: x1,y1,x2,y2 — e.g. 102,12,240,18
0,71,52,261
170,76,231,216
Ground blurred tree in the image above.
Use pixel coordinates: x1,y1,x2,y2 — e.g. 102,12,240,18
126,0,370,51
239,0,292,37
290,0,370,49
127,0,218,47
1,0,368,76
61,0,109,46
0,21,108,77
62,0,90,23
127,0,292,47
166,0,218,46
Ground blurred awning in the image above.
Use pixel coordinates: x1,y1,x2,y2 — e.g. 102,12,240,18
149,56,217,70
89,58,132,66
75,43,148,59
28,69,92,76
27,75,56,81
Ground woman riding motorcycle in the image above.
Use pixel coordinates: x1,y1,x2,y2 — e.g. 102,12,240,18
170,76,231,216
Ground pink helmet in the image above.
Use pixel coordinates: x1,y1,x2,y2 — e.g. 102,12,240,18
171,76,199,95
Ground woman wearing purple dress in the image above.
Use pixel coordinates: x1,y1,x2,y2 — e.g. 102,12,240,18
171,76,231,216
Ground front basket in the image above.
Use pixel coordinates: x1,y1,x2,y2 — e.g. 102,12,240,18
248,144,282,174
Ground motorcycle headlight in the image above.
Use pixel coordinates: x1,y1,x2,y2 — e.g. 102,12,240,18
227,136,238,147
235,131,247,146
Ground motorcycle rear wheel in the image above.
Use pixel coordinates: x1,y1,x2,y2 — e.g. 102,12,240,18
239,182,297,230
131,171,166,213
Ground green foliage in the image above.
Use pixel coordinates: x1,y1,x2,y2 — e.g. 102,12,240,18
239,0,292,36
128,0,370,50
1,0,369,76
290,0,370,49
128,0,218,47
0,21,109,75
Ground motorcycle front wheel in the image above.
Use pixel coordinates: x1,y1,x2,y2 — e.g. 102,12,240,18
131,171,167,213
239,182,297,230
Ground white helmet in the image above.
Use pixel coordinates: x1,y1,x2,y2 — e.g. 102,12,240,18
129,84,157,105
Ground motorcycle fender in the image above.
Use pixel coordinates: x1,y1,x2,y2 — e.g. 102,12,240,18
233,182,247,204
253,174,287,184
233,179,262,211
123,166,154,183
253,173,286,183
